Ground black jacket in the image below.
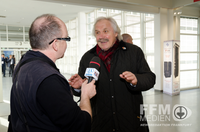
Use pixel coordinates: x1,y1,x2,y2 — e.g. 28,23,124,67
77,40,156,132
10,50,91,132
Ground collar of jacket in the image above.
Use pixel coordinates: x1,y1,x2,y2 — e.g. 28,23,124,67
22,50,60,72
89,40,127,55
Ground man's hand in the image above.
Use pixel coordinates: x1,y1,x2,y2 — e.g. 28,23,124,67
119,71,137,85
68,74,85,89
81,79,96,99
79,79,96,117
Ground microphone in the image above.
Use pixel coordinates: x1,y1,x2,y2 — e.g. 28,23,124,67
84,56,101,83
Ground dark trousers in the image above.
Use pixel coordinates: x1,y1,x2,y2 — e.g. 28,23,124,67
10,64,14,76
2,65,5,76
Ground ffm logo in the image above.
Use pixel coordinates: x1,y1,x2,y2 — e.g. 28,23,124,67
141,104,170,115
173,105,192,121
140,104,192,122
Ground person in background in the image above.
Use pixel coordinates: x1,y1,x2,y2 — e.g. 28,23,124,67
1,54,6,77
69,17,156,132
9,14,96,132
10,55,15,77
7,55,12,77
122,33,133,44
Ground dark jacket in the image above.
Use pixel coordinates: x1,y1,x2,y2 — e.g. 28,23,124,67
1,57,6,67
77,40,156,132
10,51,64,132
10,50,91,132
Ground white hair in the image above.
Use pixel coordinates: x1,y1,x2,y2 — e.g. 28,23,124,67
92,17,122,41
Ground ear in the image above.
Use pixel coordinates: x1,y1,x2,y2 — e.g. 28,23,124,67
52,40,58,51
115,32,118,38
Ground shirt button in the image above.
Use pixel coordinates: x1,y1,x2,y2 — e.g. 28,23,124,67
112,96,114,98
113,112,115,114
110,79,112,81
113,129,115,131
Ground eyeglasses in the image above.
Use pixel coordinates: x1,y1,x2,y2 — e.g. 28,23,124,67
49,37,71,44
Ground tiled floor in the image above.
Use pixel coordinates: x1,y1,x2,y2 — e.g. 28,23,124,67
0,72,200,132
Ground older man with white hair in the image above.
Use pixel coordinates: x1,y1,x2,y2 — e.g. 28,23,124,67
69,17,156,132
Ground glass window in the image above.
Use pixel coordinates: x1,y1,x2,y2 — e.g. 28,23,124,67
125,12,140,25
180,17,198,34
0,25,6,34
112,15,121,27
98,8,106,12
97,8,107,17
180,17,199,90
180,71,198,88
180,53,198,70
145,21,154,37
57,19,78,74
145,38,154,53
125,24,140,39
180,35,197,52
86,10,95,50
70,20,76,29
87,12,95,23
87,24,93,34
133,39,140,47
145,14,154,21
70,29,76,38
146,55,154,72
8,26,23,34
0,34,6,41
25,35,29,42
124,12,154,71
8,34,23,41
87,36,96,45
25,27,29,34
98,12,107,17
110,9,121,16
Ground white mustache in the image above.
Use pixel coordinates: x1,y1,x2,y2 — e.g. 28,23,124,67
98,39,109,43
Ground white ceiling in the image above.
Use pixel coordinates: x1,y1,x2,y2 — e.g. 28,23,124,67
0,0,96,27
0,0,200,27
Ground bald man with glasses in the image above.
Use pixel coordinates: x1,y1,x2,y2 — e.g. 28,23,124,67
9,14,96,132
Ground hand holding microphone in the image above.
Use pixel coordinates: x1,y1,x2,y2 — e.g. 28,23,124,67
84,56,101,83
79,56,101,117
82,56,100,99
81,79,96,99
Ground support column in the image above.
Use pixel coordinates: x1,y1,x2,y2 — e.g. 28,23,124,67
77,12,87,63
154,8,180,91
0,40,3,102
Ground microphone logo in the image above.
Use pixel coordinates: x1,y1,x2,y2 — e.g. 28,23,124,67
84,68,99,81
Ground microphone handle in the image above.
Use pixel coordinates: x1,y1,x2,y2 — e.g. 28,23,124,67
88,77,93,83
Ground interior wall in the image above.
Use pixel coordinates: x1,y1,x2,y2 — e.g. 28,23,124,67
172,0,194,8
181,6,200,17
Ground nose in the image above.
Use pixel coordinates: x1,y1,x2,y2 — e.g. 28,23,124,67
97,32,105,39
